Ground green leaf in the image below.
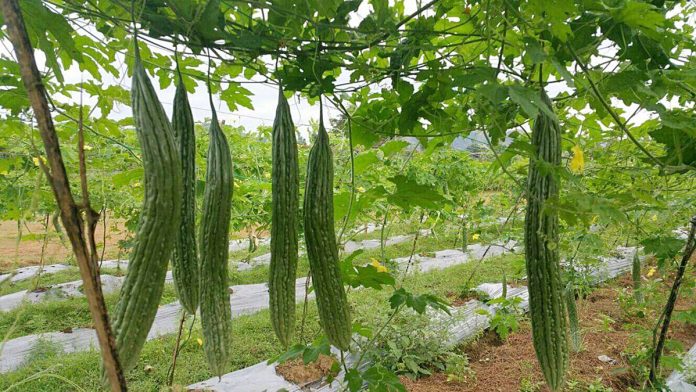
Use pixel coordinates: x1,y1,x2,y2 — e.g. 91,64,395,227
380,140,410,157
389,288,451,315
354,150,381,174
112,168,143,186
387,175,446,210
612,1,664,37
362,365,406,392
508,85,556,120
641,236,685,261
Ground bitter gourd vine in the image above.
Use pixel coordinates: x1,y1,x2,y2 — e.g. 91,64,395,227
269,86,300,347
524,89,568,391
110,48,182,372
199,106,234,376
303,117,352,351
171,64,199,315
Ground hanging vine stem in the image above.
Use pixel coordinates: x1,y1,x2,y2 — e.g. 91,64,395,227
462,190,524,290
299,37,326,347
567,45,669,171
401,211,426,281
649,215,696,386
166,312,188,386
329,94,356,246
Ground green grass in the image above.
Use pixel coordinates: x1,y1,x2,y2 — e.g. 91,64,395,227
0,285,179,340
0,223,513,339
0,269,81,297
0,250,525,391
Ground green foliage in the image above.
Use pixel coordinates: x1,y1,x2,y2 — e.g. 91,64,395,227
477,295,523,341
641,236,685,262
368,312,457,380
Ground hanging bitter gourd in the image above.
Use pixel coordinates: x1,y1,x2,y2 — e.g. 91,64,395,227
524,89,568,391
171,65,199,315
110,49,182,372
565,282,581,352
632,250,643,304
269,87,300,347
304,118,352,351
199,107,233,376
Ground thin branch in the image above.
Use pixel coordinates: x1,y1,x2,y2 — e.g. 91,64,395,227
568,45,664,169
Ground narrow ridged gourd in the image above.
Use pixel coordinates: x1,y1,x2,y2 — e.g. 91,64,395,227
110,49,182,372
632,250,642,304
565,282,581,352
524,89,568,391
171,66,199,314
199,107,233,376
269,86,300,347
303,118,352,351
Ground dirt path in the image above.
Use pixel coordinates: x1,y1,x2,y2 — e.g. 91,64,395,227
0,218,129,271
402,272,696,391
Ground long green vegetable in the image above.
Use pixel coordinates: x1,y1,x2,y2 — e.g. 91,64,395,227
199,107,234,376
304,117,352,351
269,86,300,347
524,89,568,391
171,65,199,315
111,49,182,372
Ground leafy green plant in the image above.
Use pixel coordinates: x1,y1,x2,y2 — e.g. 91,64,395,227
479,295,523,341
444,353,476,383
369,312,455,379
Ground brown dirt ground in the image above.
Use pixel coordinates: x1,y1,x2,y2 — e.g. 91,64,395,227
0,218,268,272
403,269,696,392
0,217,130,271
276,354,337,385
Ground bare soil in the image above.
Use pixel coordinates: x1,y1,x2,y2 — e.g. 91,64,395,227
403,271,696,392
0,217,130,271
276,354,337,385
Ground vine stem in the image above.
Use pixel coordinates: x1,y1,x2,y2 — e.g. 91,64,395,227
649,215,696,386
167,312,188,386
298,274,312,344
330,95,355,246
0,1,126,389
568,45,664,169
401,212,425,280
462,190,524,290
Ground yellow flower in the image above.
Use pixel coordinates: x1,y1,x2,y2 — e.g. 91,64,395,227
370,258,388,273
32,156,45,167
196,338,203,346
569,145,585,174
357,186,366,193
83,144,93,151
651,214,658,222
472,233,480,241
647,267,656,278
